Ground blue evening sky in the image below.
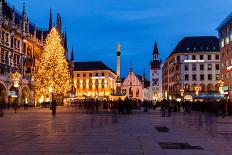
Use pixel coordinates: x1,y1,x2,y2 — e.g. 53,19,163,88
8,0,232,78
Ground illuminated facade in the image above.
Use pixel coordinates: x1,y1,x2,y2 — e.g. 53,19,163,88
162,36,220,100
0,1,69,105
217,13,232,98
122,68,150,100
149,41,162,101
73,61,117,99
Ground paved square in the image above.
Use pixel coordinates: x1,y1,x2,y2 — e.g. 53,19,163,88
0,109,232,155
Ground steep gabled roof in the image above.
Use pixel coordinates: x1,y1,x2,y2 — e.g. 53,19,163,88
171,36,219,56
74,61,116,74
217,12,232,31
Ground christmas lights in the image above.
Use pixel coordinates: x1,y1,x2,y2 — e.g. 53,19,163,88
35,28,71,99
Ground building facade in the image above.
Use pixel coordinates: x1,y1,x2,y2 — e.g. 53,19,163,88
217,13,232,98
149,41,162,101
73,61,117,99
122,68,150,100
162,36,220,101
0,1,69,106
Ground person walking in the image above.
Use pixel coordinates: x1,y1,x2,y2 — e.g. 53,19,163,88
51,100,57,116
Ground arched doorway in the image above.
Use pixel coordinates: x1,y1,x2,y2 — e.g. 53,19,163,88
184,83,190,92
200,84,205,92
191,84,197,92
215,84,220,92
0,82,6,104
9,86,19,106
207,84,214,92
21,86,30,106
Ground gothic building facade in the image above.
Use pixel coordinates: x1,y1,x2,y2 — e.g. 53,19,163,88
0,0,69,106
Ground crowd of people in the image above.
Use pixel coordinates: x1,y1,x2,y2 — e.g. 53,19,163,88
1,97,232,118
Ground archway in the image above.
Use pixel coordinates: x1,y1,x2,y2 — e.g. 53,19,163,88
200,84,205,92
215,84,220,92
207,84,214,92
191,84,197,92
9,86,19,106
184,83,190,92
0,82,6,104
21,86,30,106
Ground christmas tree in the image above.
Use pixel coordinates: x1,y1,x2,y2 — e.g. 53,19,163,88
35,28,71,99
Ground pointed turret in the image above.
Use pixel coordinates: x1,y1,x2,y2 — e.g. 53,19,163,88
49,9,53,31
11,6,15,25
150,41,161,69
153,41,159,61
33,24,37,40
56,13,62,33
40,30,44,43
64,28,67,50
22,2,26,19
153,41,159,55
0,0,3,18
71,47,74,61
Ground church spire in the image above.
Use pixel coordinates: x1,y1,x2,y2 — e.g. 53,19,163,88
64,28,67,50
153,41,159,55
71,47,74,61
22,2,26,19
153,41,159,60
49,8,53,31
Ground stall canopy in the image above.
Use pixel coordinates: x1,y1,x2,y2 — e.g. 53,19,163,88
194,93,224,100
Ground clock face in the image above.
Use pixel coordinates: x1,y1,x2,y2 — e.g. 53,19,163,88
152,78,159,86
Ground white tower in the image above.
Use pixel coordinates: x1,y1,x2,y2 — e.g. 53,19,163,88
150,41,162,101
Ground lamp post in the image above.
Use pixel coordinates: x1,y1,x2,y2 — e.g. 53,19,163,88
180,88,184,101
11,71,21,113
218,80,224,96
195,86,201,96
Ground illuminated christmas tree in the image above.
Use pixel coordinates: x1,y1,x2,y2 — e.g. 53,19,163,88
35,28,71,99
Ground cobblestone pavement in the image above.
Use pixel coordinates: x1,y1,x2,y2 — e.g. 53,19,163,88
0,108,232,155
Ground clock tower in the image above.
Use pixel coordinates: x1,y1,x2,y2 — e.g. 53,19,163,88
149,41,162,101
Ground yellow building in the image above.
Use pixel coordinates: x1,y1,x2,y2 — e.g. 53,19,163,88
73,61,117,99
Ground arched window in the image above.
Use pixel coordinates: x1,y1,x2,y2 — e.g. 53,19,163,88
129,87,133,97
136,88,139,97
0,66,4,75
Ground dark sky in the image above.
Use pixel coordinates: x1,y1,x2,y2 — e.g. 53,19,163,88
8,0,232,78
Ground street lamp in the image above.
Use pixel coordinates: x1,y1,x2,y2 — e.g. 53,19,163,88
218,80,224,95
180,88,184,101
11,71,21,113
195,86,201,96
